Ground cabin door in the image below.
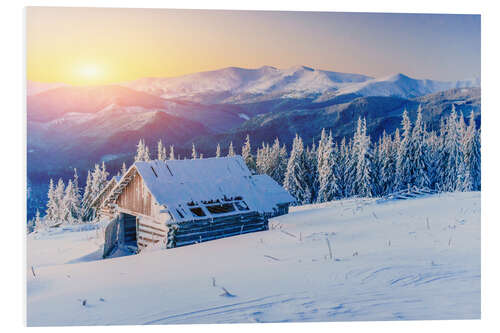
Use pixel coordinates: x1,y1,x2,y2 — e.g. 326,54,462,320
122,213,138,247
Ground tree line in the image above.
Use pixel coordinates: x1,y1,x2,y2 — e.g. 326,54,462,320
29,105,480,231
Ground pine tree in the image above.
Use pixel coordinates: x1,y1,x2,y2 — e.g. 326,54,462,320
121,162,127,177
169,145,175,160
216,143,221,158
371,136,384,196
81,170,93,220
409,106,430,188
462,111,481,191
33,209,42,231
144,145,151,161
63,179,79,224
157,140,167,161
72,169,82,220
256,142,270,175
441,105,462,192
241,134,255,171
395,110,412,190
135,139,147,162
266,138,287,184
306,142,318,203
45,178,57,224
283,134,312,205
316,129,339,203
191,143,197,159
335,137,350,198
351,118,372,197
277,142,289,185
54,178,66,223
227,141,235,157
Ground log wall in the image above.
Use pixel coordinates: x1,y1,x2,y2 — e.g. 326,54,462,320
116,174,153,217
171,211,268,248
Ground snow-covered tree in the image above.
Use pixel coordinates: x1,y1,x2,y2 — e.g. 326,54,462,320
81,170,93,218
395,110,412,190
241,134,255,171
135,139,149,162
216,143,221,158
462,111,481,191
316,129,339,203
335,137,350,197
441,105,463,192
169,145,175,160
157,140,167,161
378,131,397,195
54,178,66,223
45,178,57,224
191,143,197,159
265,138,288,185
33,209,42,231
408,106,430,188
351,118,372,197
63,179,81,224
121,162,127,177
371,136,384,197
306,142,319,202
227,141,235,157
283,134,312,205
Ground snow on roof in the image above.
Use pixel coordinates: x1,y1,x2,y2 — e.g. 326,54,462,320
129,156,294,222
90,175,122,208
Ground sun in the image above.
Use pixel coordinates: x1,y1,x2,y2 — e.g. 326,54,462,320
76,64,103,84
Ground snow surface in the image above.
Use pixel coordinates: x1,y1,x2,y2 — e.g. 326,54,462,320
27,192,480,326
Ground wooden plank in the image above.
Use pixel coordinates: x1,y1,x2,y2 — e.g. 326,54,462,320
138,227,165,238
138,218,167,232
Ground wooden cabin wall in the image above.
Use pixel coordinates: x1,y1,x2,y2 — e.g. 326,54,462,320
116,175,153,217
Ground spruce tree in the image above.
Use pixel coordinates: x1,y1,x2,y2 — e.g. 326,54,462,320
316,129,339,203
33,209,42,231
169,145,175,160
462,111,481,191
54,178,66,223
283,134,311,205
157,140,167,161
191,143,197,159
121,162,127,177
241,134,255,171
351,118,372,197
135,139,146,162
409,106,430,188
395,110,412,190
216,143,221,158
227,141,235,157
81,170,93,220
45,178,56,225
442,105,462,192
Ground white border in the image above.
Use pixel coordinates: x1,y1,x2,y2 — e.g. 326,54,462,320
2,0,499,332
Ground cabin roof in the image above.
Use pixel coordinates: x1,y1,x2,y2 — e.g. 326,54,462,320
89,175,121,208
108,156,294,223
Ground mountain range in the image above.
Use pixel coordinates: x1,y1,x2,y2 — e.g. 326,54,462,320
27,65,481,195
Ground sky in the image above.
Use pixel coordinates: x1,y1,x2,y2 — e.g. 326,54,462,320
26,7,481,85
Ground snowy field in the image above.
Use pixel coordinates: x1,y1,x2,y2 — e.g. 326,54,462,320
26,192,480,326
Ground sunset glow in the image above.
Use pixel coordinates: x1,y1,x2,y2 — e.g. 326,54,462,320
26,7,480,85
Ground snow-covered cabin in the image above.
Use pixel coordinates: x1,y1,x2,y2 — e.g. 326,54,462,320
99,156,294,254
88,175,121,220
